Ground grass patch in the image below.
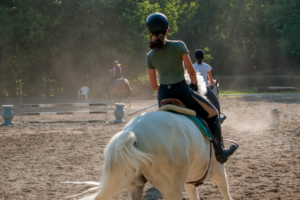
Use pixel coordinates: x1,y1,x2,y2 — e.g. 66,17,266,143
220,89,300,95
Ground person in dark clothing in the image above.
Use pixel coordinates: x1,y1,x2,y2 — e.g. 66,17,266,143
112,61,122,86
146,13,238,164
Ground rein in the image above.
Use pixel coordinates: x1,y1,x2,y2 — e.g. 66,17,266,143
186,142,212,187
123,103,158,119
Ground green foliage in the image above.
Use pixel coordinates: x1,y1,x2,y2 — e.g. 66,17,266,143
171,0,276,75
265,0,300,60
0,0,299,97
129,74,156,99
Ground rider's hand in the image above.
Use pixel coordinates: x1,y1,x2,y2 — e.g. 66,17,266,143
189,83,198,92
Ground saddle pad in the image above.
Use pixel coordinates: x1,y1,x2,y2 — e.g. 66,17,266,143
183,114,212,141
157,104,196,116
157,105,212,141
113,78,123,86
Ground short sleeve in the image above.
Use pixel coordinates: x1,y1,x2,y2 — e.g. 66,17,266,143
179,41,189,57
206,64,212,72
146,54,155,69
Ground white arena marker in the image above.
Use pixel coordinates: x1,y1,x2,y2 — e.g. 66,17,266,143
270,108,279,127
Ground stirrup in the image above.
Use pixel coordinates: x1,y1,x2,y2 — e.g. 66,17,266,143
224,139,239,149
215,139,239,164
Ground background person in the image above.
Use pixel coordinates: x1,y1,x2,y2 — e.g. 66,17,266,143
112,61,122,85
193,49,226,123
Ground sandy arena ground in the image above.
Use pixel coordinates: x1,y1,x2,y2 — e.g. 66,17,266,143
0,96,299,200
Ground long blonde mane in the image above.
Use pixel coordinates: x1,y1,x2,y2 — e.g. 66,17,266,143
184,70,207,97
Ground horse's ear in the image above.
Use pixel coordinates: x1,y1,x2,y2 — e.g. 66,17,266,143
216,79,219,87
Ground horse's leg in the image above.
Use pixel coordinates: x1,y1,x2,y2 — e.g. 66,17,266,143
117,91,122,103
157,181,183,200
184,183,200,200
126,175,147,200
143,157,188,200
210,160,233,200
110,88,114,103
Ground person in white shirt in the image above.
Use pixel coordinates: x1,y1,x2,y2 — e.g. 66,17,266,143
193,49,226,124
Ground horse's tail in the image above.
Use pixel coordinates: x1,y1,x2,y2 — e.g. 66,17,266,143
80,131,152,200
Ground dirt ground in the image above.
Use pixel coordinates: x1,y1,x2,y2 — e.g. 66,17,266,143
0,96,299,200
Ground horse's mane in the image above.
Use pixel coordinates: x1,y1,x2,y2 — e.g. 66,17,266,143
184,70,207,97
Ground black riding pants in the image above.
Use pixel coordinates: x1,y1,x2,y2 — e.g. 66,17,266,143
158,80,218,120
206,86,220,114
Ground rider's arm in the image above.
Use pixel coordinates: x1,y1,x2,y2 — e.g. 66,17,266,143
207,71,214,86
148,69,159,92
182,53,197,84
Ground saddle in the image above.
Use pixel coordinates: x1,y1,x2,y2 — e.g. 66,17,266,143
160,99,186,108
158,99,196,116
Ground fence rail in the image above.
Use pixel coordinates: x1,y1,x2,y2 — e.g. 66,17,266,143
22,103,106,108
22,111,107,116
19,80,109,123
215,75,300,90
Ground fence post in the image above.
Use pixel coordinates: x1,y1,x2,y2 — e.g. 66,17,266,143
114,103,125,123
2,105,14,125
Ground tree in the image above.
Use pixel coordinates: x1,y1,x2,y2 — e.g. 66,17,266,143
265,0,300,63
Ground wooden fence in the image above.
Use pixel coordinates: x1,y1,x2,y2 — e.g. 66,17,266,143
215,76,300,90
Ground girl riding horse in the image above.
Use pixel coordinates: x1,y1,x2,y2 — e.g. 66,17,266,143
193,49,226,123
112,61,122,84
107,67,132,107
146,13,238,164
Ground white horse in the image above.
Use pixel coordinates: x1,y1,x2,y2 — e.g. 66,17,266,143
72,111,232,200
67,74,233,200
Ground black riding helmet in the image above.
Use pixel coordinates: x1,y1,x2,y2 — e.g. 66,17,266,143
195,49,205,60
146,13,169,33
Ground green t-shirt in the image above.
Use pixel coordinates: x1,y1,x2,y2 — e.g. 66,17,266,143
146,40,189,85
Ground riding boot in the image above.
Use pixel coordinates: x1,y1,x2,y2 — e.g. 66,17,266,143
208,117,239,164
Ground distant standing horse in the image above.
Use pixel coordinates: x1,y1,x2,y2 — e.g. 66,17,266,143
107,70,132,107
